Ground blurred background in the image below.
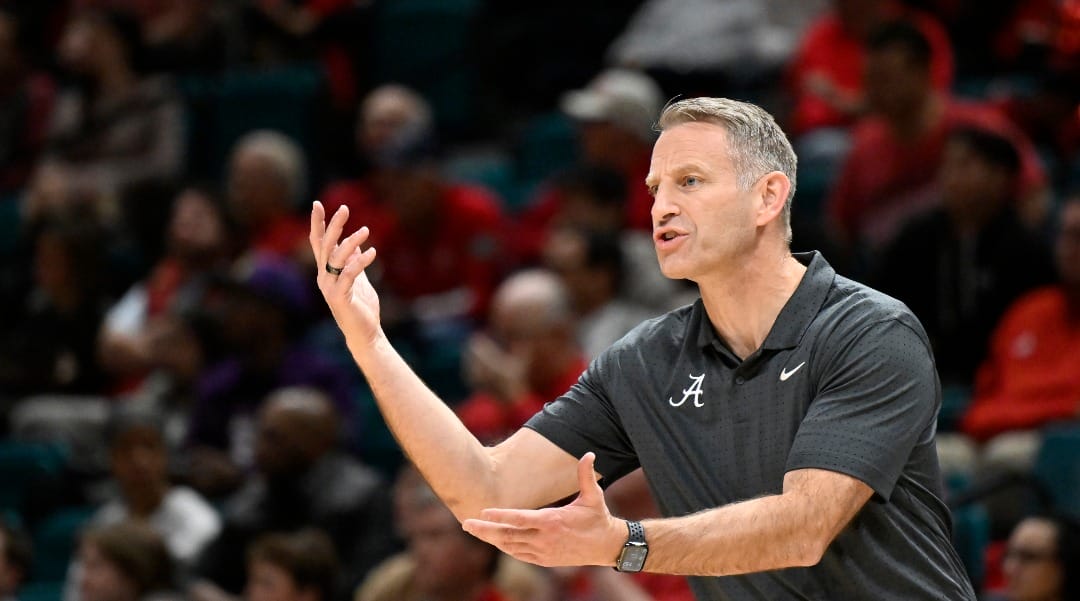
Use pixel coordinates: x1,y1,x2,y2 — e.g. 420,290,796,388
0,1,1078,601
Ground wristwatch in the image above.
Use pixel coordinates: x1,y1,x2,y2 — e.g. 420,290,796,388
615,520,649,572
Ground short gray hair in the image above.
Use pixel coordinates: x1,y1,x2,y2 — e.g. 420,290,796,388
657,98,797,242
231,130,307,206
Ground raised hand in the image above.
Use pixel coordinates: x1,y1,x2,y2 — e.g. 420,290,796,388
461,452,625,568
309,201,382,346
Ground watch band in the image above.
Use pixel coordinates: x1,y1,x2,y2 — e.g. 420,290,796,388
615,520,649,573
627,520,646,544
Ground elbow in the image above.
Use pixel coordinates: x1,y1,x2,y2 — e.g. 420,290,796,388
790,534,830,568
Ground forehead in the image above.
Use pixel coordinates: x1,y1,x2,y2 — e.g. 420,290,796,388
647,122,733,181
1012,519,1057,547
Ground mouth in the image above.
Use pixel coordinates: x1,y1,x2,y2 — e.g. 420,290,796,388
654,228,687,246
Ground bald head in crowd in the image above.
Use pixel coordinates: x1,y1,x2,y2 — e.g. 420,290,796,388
357,84,434,163
254,387,339,479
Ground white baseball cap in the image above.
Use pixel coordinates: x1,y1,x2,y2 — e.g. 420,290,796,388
560,68,664,142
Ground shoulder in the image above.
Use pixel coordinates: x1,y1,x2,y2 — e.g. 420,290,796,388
815,275,931,351
442,183,505,220
164,487,219,519
999,286,1066,325
604,301,697,358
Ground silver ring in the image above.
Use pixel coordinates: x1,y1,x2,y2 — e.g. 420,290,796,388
325,262,344,276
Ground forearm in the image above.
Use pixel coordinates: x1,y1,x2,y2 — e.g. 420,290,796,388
641,492,827,576
349,330,499,519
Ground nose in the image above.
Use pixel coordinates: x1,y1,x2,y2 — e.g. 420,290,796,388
650,185,680,227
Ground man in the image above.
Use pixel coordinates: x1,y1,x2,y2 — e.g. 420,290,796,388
245,530,339,601
309,97,976,599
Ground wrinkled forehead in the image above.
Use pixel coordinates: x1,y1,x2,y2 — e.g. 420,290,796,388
646,122,734,185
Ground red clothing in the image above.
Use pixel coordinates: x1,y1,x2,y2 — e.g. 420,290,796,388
457,357,587,444
251,214,309,259
787,4,953,135
827,98,1046,246
513,156,653,262
320,179,507,318
961,287,1080,442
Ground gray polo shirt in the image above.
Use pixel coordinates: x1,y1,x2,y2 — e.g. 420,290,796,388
525,252,976,601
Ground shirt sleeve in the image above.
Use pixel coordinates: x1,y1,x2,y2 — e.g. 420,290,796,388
786,319,939,501
524,351,639,485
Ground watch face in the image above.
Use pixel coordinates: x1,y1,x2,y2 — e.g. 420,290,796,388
618,545,648,572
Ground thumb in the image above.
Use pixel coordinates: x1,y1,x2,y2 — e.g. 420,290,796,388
575,452,604,506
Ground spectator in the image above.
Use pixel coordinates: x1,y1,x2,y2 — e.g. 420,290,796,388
992,514,1080,601
513,68,663,260
0,212,110,396
826,20,1047,255
140,0,228,75
458,270,587,444
541,227,655,359
245,530,338,601
193,387,396,599
93,405,221,569
226,131,310,264
0,520,31,601
184,254,353,496
98,185,232,394
0,6,56,194
358,465,549,601
43,8,184,214
957,193,1080,452
876,126,1055,386
320,84,509,325
76,522,179,601
787,0,953,137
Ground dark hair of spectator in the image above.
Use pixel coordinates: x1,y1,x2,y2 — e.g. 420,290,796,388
0,518,32,587
948,126,1022,177
556,164,628,210
867,20,933,70
104,403,165,449
81,522,174,597
247,529,340,601
580,227,625,292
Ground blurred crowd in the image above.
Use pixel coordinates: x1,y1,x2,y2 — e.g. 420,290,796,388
0,1,1078,600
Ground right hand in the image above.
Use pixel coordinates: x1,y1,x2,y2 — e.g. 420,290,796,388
309,201,382,346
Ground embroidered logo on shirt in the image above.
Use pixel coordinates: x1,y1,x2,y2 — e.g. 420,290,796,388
779,362,806,381
669,373,705,407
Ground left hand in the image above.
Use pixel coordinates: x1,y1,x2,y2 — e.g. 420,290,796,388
462,452,626,567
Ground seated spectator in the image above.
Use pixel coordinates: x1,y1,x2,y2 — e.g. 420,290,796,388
0,211,110,396
94,405,221,569
193,387,396,599
0,519,31,601
542,227,655,359
76,521,179,601
245,530,338,601
458,270,587,444
98,185,232,395
320,84,509,325
0,6,56,194
827,20,1047,256
358,465,549,601
139,0,228,76
226,131,310,263
989,514,1080,601
958,193,1080,451
786,0,953,137
876,127,1055,386
544,165,690,312
513,68,663,260
184,254,353,496
43,8,183,213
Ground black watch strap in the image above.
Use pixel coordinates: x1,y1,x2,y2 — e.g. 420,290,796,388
627,520,646,544
615,520,649,572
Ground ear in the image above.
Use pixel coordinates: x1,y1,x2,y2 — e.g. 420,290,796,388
754,171,791,228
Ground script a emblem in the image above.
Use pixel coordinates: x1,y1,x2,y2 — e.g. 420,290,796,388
669,373,705,408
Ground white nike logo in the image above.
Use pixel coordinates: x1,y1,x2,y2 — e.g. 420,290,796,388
779,362,806,381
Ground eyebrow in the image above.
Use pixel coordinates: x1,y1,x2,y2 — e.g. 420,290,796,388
644,161,714,189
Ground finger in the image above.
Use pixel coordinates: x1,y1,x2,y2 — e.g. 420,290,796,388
462,518,535,546
328,225,370,272
334,246,376,291
477,508,547,528
320,204,350,266
575,452,604,506
308,201,326,268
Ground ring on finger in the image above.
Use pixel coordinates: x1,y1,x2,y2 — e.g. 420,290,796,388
325,262,344,276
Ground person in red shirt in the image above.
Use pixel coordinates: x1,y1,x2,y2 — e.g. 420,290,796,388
458,269,587,445
787,0,953,137
513,69,662,262
961,193,1080,444
226,130,310,263
320,84,508,326
826,20,1047,255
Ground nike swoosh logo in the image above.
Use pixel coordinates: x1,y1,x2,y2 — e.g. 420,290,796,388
779,362,806,381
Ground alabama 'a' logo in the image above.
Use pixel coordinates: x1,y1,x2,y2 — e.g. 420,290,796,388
669,373,705,408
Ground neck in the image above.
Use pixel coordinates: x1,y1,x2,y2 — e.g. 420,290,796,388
96,64,137,101
696,247,806,360
127,484,167,518
888,92,941,142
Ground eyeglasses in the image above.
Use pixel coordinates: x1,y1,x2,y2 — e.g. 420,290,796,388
1003,547,1058,564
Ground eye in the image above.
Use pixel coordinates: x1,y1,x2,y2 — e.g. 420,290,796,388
647,185,658,197
683,175,700,187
